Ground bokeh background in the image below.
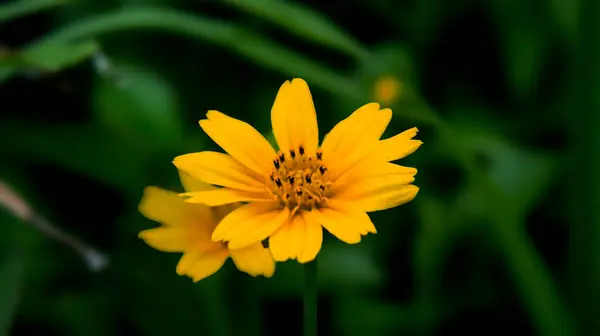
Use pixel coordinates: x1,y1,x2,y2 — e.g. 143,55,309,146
0,0,597,335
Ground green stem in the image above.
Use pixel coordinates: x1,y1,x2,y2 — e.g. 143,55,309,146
303,260,318,336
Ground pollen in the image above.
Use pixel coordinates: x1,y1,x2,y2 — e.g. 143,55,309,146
268,146,331,210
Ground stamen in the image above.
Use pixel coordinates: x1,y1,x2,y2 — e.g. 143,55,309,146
305,173,312,184
267,145,331,210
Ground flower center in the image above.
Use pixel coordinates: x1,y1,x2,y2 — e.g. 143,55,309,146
267,145,332,211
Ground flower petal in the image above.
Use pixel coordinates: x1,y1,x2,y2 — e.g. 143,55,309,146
309,208,364,244
229,243,276,278
298,212,323,263
320,103,392,177
334,181,420,213
200,110,276,176
139,227,205,252
270,211,323,263
271,78,319,155
269,212,305,262
178,170,217,193
226,207,290,250
174,151,265,192
138,187,189,226
139,186,214,229
325,199,376,234
375,127,422,161
211,202,289,250
331,162,418,192
182,188,271,206
176,248,229,282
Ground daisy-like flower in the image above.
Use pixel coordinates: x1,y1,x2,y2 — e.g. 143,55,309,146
138,171,275,281
174,78,421,263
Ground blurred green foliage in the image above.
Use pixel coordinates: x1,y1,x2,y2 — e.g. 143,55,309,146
0,0,595,335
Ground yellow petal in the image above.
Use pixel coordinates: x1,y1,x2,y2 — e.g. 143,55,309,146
270,211,323,263
320,103,392,177
138,186,207,226
269,213,305,262
298,212,323,263
325,199,376,234
331,162,418,192
229,243,275,278
226,207,290,250
309,208,363,244
174,151,264,192
176,249,201,276
333,172,416,198
211,202,281,241
271,78,319,155
334,182,420,213
139,227,206,252
200,111,276,176
178,170,217,193
176,249,229,282
182,188,271,206
375,127,423,161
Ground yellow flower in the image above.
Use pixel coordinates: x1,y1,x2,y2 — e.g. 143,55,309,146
138,172,275,282
174,78,422,263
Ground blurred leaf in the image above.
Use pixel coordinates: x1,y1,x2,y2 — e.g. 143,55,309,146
118,242,232,336
454,125,556,216
92,64,183,152
24,40,99,71
0,215,24,335
0,40,99,82
502,28,548,100
414,197,446,286
226,0,368,60
0,122,148,199
29,7,364,99
0,0,68,22
52,292,113,336
549,0,579,43
334,298,428,335
488,1,549,100
259,242,383,297
318,244,384,292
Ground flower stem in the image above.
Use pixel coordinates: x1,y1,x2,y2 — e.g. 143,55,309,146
303,259,318,336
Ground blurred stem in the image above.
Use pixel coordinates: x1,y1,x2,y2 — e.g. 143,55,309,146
303,260,318,336
570,0,600,333
439,125,573,336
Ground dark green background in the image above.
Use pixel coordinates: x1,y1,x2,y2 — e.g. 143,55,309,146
1,0,597,335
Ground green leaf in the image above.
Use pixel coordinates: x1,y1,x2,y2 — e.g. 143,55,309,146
0,0,69,22
225,0,368,60
92,63,183,152
0,40,99,82
28,7,364,99
24,40,99,72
